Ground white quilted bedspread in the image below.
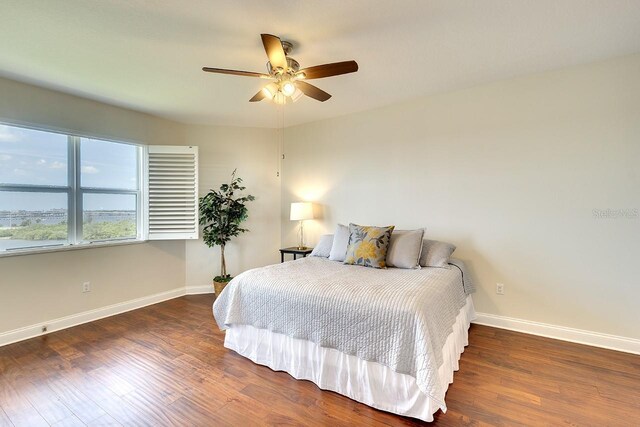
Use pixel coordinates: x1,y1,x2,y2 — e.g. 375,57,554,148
213,257,472,408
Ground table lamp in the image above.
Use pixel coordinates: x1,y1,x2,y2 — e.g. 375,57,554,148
290,202,313,249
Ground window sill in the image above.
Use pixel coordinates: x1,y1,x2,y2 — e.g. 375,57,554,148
0,239,148,258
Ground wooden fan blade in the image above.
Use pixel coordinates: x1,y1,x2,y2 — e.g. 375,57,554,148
202,67,270,78
296,81,332,102
298,60,358,79
249,89,267,102
261,34,288,70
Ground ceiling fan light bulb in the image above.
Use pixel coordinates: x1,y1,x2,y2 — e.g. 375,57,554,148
281,81,296,97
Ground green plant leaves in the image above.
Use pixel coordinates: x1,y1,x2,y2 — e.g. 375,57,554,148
198,169,255,249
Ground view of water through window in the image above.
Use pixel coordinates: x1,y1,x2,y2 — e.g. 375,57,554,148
0,208,137,250
0,124,140,251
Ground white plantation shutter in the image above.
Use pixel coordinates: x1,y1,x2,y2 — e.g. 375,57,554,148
145,145,199,240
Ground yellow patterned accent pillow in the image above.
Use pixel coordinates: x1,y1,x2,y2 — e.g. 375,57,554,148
344,223,395,269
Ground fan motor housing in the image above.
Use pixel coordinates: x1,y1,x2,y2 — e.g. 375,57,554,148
266,40,299,75
281,40,293,55
267,58,300,74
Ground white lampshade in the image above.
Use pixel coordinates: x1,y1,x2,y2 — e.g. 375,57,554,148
290,202,313,221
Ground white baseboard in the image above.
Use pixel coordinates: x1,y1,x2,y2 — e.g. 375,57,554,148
0,287,185,348
3,289,637,356
185,285,215,295
474,312,640,355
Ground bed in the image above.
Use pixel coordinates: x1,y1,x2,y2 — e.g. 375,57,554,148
213,256,476,422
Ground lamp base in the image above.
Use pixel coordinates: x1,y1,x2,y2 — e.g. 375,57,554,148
297,220,307,251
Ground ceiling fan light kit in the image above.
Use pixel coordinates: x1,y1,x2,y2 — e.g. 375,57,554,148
202,34,358,104
281,81,296,97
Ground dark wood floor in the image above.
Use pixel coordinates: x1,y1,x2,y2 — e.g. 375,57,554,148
0,295,639,426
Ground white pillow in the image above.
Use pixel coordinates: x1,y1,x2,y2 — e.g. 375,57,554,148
310,234,334,258
328,224,350,261
386,229,425,269
419,239,457,268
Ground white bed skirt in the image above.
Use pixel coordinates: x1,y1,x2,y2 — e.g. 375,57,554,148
224,295,476,422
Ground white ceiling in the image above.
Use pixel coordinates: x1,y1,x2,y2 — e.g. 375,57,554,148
1,1,640,128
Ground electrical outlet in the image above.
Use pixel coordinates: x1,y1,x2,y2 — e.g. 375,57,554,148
496,283,505,295
82,281,91,293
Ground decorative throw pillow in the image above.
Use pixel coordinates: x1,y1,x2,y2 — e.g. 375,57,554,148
419,239,457,268
310,234,334,258
386,229,425,269
329,224,350,261
344,223,395,269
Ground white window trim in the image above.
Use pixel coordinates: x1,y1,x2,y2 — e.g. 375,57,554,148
0,239,147,258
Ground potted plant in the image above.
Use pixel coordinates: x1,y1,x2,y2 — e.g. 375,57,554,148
199,169,255,296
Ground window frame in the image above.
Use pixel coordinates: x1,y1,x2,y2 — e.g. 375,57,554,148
0,121,145,256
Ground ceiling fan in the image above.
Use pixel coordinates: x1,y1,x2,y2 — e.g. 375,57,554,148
202,34,358,104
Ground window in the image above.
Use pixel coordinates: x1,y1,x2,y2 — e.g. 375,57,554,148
0,122,198,255
79,138,141,243
0,123,142,253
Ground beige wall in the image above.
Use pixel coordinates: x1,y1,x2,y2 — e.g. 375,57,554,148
183,124,281,288
0,77,281,336
0,242,185,332
0,77,189,334
3,52,639,342
282,54,640,340
0,77,183,146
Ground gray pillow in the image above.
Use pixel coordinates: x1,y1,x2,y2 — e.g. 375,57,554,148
310,234,334,258
419,239,456,268
386,229,425,269
328,224,350,261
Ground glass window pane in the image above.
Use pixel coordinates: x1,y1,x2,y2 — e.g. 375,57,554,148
81,138,138,190
0,124,68,186
0,191,68,251
83,193,137,241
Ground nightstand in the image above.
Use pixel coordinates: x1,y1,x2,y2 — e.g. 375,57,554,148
280,247,313,263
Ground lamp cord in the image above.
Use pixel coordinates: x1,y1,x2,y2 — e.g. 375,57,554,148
448,262,466,292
